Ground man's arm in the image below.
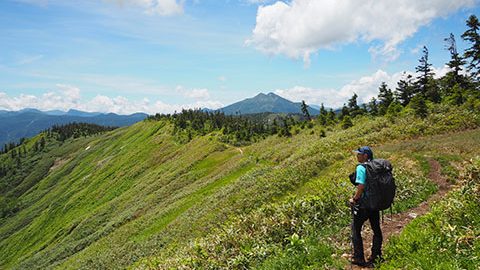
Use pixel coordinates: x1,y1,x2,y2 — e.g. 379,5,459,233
353,184,364,202
349,164,366,206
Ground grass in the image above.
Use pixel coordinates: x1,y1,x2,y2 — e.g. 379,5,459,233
0,105,479,269
379,158,480,270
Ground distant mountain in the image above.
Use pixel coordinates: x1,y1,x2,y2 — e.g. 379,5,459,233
0,109,148,147
65,109,103,117
218,92,320,115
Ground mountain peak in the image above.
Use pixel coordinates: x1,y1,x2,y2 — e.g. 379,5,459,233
219,92,319,115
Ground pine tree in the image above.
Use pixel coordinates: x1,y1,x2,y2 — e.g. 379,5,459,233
300,100,311,121
426,78,441,103
461,15,480,82
395,73,415,106
368,97,379,116
341,115,353,129
416,46,434,96
410,95,428,118
444,33,466,87
318,103,327,125
40,137,46,149
347,93,361,117
328,108,336,124
280,118,291,137
340,104,349,120
271,119,278,135
378,82,394,115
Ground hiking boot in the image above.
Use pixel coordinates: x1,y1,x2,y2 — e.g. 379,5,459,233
351,258,368,267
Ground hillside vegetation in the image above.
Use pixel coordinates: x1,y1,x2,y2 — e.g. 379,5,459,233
0,102,479,269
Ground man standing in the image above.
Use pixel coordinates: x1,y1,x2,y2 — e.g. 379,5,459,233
349,146,383,267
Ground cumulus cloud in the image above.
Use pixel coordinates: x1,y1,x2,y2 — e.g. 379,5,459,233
247,0,476,64
0,84,82,112
112,0,183,16
0,85,223,115
274,68,438,108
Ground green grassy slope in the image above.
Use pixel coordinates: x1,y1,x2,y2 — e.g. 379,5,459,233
141,119,480,269
379,157,480,270
0,105,479,269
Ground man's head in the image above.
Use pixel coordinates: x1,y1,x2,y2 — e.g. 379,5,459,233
354,146,373,162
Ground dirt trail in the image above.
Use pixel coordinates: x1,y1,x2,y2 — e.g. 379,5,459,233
346,159,451,269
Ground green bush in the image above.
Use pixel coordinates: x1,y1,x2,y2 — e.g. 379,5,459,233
379,158,480,270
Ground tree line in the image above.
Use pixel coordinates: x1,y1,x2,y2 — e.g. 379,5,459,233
0,122,117,178
148,109,304,145
49,122,117,142
305,15,480,129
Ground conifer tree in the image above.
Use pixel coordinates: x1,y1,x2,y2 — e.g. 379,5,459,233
281,118,291,137
340,104,349,120
368,97,379,116
300,100,311,121
410,95,428,118
461,15,480,82
347,93,361,117
444,33,466,87
415,46,434,95
341,115,353,129
271,119,278,135
395,73,415,106
415,46,440,102
378,82,394,115
318,103,327,125
328,108,336,123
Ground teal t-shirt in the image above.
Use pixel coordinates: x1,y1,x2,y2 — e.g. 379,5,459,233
355,164,366,185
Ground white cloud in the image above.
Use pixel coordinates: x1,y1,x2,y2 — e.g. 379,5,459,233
0,84,83,112
176,85,211,100
0,85,223,115
432,65,452,79
275,69,421,108
410,44,424,55
112,0,183,16
56,84,81,101
247,0,476,64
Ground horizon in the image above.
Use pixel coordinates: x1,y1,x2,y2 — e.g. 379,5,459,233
1,0,479,114
1,91,324,115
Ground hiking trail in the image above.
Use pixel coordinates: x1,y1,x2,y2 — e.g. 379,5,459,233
345,159,452,269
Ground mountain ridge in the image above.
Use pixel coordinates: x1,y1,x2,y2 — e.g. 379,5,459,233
218,92,320,115
0,109,148,148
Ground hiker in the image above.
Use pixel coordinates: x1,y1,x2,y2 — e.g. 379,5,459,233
349,146,383,267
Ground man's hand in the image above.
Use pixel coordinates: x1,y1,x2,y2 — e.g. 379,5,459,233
349,198,356,206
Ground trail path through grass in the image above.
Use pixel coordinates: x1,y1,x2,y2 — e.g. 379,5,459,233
346,159,452,270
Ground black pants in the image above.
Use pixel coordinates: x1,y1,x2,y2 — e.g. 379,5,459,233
352,206,382,261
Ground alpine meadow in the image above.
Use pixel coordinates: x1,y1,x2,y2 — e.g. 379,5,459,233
1,2,480,270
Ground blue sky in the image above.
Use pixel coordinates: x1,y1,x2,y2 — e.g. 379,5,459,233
0,0,479,114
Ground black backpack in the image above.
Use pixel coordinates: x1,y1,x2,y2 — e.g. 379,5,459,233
351,159,396,211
